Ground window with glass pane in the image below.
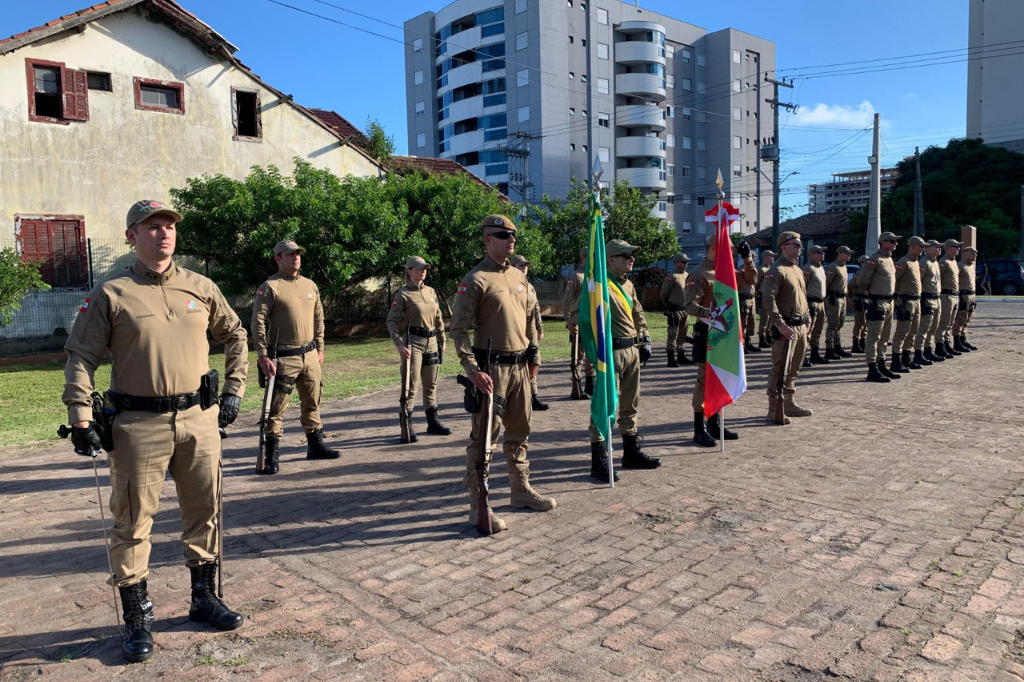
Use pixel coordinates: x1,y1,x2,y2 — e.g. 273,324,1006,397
141,84,179,109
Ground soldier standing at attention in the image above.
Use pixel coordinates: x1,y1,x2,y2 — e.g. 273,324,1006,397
660,253,693,367
570,240,661,481
890,236,926,373
762,231,812,424
510,255,550,410
737,251,761,355
823,245,853,360
756,250,776,348
386,256,451,440
953,246,979,352
856,232,901,382
252,241,339,475
850,255,870,354
450,215,554,533
684,233,757,446
803,245,829,365
914,239,944,365
936,238,963,358
563,248,594,398
63,201,248,662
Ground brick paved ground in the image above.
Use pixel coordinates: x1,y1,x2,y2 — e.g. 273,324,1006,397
2,303,1023,682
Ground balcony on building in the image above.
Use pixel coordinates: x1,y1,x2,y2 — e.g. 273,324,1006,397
615,40,666,67
616,135,666,159
617,166,667,190
616,104,665,131
615,73,666,102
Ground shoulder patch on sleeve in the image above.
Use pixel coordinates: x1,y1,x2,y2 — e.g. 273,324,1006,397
79,297,90,313
685,280,696,287
391,298,398,307
457,283,468,295
865,259,876,265
765,273,775,279
896,264,904,270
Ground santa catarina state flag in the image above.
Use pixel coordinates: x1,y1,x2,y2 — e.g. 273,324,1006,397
702,201,746,416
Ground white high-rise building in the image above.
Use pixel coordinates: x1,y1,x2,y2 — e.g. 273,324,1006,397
967,0,1024,153
404,0,776,254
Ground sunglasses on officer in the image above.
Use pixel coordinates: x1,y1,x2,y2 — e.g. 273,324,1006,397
781,239,802,248
485,229,517,240
611,253,636,260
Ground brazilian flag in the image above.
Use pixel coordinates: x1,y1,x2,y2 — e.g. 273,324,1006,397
579,191,618,445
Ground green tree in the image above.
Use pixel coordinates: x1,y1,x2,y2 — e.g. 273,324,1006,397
603,180,677,265
0,249,49,327
365,118,395,165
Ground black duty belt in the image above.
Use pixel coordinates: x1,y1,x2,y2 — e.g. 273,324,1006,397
782,315,810,327
612,337,636,350
407,326,437,338
274,340,316,358
109,391,202,413
941,289,957,295
898,294,921,300
921,293,940,300
807,295,825,304
868,294,893,300
959,290,976,295
738,293,755,301
473,347,528,365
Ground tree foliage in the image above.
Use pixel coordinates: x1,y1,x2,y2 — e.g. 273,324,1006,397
365,118,395,165
0,249,49,327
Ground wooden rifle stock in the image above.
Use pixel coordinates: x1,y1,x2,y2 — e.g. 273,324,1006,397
399,332,413,443
477,339,494,535
569,331,582,399
256,330,280,474
775,332,794,424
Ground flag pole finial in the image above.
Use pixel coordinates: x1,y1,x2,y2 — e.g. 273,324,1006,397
715,169,725,199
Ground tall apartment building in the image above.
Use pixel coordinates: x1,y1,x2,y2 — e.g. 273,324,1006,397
404,0,775,255
808,168,898,215
967,0,1024,153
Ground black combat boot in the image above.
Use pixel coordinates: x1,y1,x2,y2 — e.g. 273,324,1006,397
667,349,679,368
744,339,762,354
306,428,341,459
260,434,280,475
889,352,909,374
189,563,244,631
835,343,853,358
584,375,594,396
962,335,978,351
903,349,922,370
118,580,154,663
824,347,840,361
913,349,932,367
954,336,971,353
878,360,902,380
622,433,662,469
706,412,738,441
531,393,550,411
924,345,945,362
945,340,962,356
590,440,619,482
692,411,717,448
759,333,771,348
851,338,865,354
400,409,419,443
679,348,695,365
810,347,829,364
802,354,813,368
425,406,452,435
865,362,890,383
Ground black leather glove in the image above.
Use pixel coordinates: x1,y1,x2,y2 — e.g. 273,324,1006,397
639,337,652,365
736,241,751,259
219,394,241,428
71,424,103,456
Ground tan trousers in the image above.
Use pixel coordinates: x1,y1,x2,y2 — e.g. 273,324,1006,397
914,299,939,350
891,298,921,353
852,296,867,341
267,349,322,435
108,404,221,587
666,314,689,351
952,295,976,336
571,333,595,378
757,296,769,336
589,346,639,441
463,362,532,489
739,297,755,342
400,335,440,408
766,325,808,400
937,294,959,345
807,301,826,348
825,296,847,349
865,300,894,364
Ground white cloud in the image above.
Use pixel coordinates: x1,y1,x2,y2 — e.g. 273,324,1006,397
789,100,876,128
902,92,918,102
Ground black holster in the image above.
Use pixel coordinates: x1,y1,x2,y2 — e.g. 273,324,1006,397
692,321,709,363
457,374,481,414
93,392,116,452
199,370,219,410
423,351,441,367
865,299,884,322
827,292,839,305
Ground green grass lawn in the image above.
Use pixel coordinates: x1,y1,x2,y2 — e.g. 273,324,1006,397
0,316,671,447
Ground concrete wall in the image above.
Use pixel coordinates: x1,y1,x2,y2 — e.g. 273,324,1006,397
967,0,1024,152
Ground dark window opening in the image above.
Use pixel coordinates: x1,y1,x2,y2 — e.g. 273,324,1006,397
33,66,62,118
235,90,260,138
86,72,112,91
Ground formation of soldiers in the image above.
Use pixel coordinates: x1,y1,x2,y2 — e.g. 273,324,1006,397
60,202,984,664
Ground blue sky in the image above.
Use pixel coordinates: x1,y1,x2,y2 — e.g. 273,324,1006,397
5,0,970,214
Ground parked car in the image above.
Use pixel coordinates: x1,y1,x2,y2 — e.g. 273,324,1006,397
845,263,859,286
980,259,1024,296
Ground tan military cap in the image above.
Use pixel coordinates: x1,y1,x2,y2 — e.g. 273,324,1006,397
607,239,641,257
509,255,531,267
943,238,963,248
481,214,517,231
406,256,430,269
925,239,943,248
857,255,869,264
777,230,801,247
673,253,691,263
761,250,777,258
961,246,978,255
878,231,901,242
906,235,927,247
274,240,305,256
808,245,826,254
126,200,182,228
837,245,854,255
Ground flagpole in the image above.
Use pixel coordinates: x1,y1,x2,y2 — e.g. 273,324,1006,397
591,157,614,490
719,406,725,453
607,416,615,489
716,169,726,454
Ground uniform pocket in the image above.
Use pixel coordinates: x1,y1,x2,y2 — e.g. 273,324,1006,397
109,474,135,528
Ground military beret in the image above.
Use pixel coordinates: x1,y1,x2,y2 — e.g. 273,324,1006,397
508,254,531,266
405,256,430,269
673,253,691,263
777,231,801,247
126,199,182,228
808,245,826,254
961,246,978,255
906,236,927,247
607,239,641,257
837,245,854,255
878,231,902,242
274,240,306,256
943,238,963,248
925,239,943,247
481,214,517,231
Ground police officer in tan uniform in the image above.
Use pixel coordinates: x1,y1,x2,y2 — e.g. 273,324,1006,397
737,252,761,355
953,246,979,352
803,245,829,365
451,215,554,533
511,255,550,411
823,245,853,360
684,233,757,446
857,231,901,382
762,231,812,424
63,200,248,662
387,256,451,441
660,253,693,366
252,241,339,474
563,247,594,397
914,239,944,365
850,255,870,353
570,240,661,481
936,238,963,358
890,236,926,373
756,250,776,348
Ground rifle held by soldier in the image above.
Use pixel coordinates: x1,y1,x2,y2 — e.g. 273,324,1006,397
399,331,413,443
477,339,495,536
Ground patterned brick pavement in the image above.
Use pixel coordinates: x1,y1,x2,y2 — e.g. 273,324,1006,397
1,303,1023,681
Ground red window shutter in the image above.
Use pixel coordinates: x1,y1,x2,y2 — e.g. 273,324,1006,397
18,220,55,285
50,221,87,288
62,68,89,121
255,90,263,138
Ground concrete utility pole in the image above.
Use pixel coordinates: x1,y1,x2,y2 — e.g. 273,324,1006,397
913,146,924,238
1019,185,1024,260
764,75,796,248
865,112,881,255
755,53,762,235
585,0,593,184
